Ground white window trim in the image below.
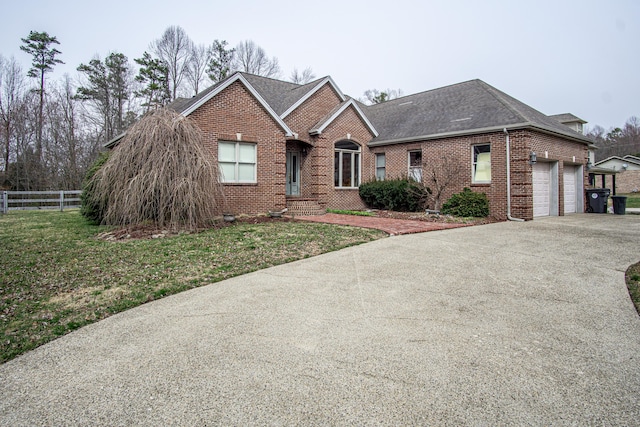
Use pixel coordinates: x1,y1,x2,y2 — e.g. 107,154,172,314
218,141,257,184
472,144,491,184
334,143,361,188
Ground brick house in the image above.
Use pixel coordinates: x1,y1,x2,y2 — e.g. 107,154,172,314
108,72,593,220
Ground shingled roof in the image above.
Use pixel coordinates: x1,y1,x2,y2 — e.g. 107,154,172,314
365,79,592,146
107,74,592,149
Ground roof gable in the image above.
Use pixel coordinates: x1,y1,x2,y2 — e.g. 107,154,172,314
180,73,293,136
281,77,346,119
309,99,378,137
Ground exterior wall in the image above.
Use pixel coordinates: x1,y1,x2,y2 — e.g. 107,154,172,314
314,106,375,210
616,170,640,193
527,131,589,218
367,130,588,221
284,84,343,144
184,80,589,220
188,81,288,214
369,132,509,219
594,170,640,194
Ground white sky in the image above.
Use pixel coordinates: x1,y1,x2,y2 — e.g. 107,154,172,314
1,0,638,131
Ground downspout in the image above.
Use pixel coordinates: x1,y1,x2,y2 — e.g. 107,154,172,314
504,128,525,221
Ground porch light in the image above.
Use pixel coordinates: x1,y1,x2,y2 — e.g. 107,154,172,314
301,147,308,156
529,151,537,165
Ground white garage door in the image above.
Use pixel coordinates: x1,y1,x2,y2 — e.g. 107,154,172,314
533,162,551,217
563,166,577,214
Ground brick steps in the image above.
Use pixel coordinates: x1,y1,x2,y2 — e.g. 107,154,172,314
286,198,325,216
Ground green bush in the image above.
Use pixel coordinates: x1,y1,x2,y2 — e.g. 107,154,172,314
441,188,489,217
359,179,430,212
80,151,110,224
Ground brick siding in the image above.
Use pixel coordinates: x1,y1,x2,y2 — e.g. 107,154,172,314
185,80,589,220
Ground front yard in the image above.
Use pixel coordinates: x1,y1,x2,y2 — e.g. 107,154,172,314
0,211,385,363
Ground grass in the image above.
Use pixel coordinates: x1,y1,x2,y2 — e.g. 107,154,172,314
621,193,640,208
627,262,640,317
326,208,375,216
0,211,385,363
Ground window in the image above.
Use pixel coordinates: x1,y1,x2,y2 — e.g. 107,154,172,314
472,144,491,183
408,150,422,182
218,141,257,183
334,140,361,188
375,153,386,181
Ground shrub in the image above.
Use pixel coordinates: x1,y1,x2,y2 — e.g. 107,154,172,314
85,108,226,231
441,188,489,217
359,179,430,211
80,151,110,224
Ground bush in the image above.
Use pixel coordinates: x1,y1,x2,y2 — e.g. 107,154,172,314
80,151,110,224
441,188,489,217
359,179,430,211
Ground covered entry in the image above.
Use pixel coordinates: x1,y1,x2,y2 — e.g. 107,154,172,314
286,151,300,196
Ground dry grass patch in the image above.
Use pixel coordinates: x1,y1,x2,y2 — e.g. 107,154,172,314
0,211,385,363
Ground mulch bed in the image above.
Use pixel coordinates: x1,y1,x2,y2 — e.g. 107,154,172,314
96,211,494,241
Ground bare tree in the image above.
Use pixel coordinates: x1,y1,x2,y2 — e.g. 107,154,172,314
591,117,640,161
186,43,211,95
361,88,403,105
425,155,465,211
0,56,26,174
46,76,88,189
290,67,316,84
232,40,280,78
150,26,193,100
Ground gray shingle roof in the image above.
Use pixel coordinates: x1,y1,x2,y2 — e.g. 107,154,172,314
549,113,586,124
241,73,324,115
365,79,592,145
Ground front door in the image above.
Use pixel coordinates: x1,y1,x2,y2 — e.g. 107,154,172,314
286,151,300,196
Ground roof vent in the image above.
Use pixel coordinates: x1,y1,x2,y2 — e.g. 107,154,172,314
398,101,413,106
451,117,472,122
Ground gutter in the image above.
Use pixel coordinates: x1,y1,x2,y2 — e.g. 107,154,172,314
504,128,524,222
368,122,592,147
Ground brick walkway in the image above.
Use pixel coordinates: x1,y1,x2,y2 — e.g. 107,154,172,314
295,213,469,235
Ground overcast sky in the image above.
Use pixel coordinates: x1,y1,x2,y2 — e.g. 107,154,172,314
1,0,638,131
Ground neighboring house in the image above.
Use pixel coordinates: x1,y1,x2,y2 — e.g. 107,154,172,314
107,72,593,220
593,155,640,193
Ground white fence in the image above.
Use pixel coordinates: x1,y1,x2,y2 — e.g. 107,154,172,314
0,190,82,214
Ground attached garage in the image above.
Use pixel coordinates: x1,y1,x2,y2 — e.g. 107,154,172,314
533,163,551,217
563,165,583,214
533,162,559,217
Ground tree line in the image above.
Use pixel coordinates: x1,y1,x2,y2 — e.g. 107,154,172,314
587,117,640,162
0,26,317,191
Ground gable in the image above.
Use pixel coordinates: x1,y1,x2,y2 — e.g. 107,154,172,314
281,77,346,119
181,73,293,137
283,83,347,141
310,99,378,137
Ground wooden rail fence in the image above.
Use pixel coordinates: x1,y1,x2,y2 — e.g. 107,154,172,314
0,190,82,214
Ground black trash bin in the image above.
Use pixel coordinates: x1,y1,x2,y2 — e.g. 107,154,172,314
586,188,610,213
611,195,627,215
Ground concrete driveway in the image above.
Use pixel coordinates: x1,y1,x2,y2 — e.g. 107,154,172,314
1,214,639,426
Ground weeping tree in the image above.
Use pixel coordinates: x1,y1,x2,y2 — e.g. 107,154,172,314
84,108,225,231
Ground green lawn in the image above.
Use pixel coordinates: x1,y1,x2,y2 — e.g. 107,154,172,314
622,193,640,208
0,211,385,363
